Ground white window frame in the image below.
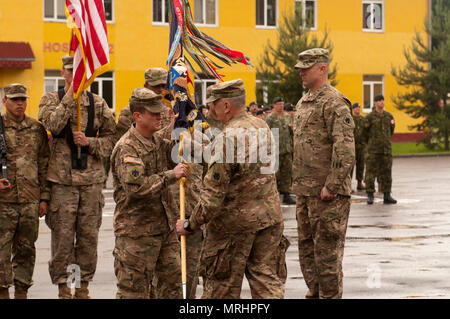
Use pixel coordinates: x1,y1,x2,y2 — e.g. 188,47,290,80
255,79,269,104
362,75,384,113
89,71,116,113
194,0,219,28
255,0,279,29
43,0,115,24
152,0,169,26
44,70,65,93
362,0,384,33
194,79,218,106
295,0,317,30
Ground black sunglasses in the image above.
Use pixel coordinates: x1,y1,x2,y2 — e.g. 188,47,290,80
9,97,27,102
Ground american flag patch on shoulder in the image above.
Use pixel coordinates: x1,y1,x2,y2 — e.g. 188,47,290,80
124,156,143,165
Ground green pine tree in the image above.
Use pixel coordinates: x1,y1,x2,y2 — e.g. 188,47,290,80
391,0,450,150
255,8,337,106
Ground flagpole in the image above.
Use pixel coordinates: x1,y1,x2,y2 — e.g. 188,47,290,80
77,95,81,159
179,134,187,299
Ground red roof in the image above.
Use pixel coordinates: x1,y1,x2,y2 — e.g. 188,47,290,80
0,42,35,69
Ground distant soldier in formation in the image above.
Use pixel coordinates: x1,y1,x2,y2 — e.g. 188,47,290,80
363,94,397,205
0,84,50,299
177,79,287,299
292,48,355,299
115,68,172,142
38,55,117,299
351,102,366,191
111,88,189,299
265,97,296,205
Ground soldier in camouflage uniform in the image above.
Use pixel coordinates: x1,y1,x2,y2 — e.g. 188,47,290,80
350,103,366,191
362,94,397,205
111,88,189,299
38,55,116,299
265,96,295,205
115,68,172,142
0,84,50,299
292,48,355,299
177,79,287,299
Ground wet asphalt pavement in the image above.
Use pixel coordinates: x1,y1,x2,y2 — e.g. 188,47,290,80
24,155,450,299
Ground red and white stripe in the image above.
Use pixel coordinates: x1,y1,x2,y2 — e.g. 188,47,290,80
66,0,110,98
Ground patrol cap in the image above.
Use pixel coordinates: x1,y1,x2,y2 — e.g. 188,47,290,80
294,48,329,69
144,68,168,86
374,94,384,102
352,102,361,109
3,83,29,99
129,87,166,113
206,79,246,103
249,101,258,107
62,55,73,69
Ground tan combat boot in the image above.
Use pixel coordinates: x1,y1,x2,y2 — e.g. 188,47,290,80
0,287,9,299
58,283,72,299
74,281,90,299
14,282,29,299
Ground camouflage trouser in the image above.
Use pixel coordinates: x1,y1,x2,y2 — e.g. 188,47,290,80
46,183,104,285
201,223,286,299
276,153,293,194
364,153,392,193
113,230,182,299
0,202,39,288
296,195,350,299
351,144,366,182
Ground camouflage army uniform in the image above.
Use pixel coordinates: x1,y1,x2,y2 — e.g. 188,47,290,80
351,115,366,183
362,110,395,193
265,111,293,194
186,79,286,299
38,83,116,291
0,110,50,294
111,88,182,299
292,81,355,299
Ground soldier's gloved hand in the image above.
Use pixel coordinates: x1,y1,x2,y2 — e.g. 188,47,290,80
0,179,11,191
174,163,190,179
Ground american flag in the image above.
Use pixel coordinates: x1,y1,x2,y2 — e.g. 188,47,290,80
65,0,110,99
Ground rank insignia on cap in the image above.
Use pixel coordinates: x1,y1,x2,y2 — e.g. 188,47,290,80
213,173,220,181
132,169,140,178
345,117,352,125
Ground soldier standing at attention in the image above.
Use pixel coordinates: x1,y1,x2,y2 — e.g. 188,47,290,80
265,97,296,205
363,94,397,205
38,55,117,299
176,79,287,299
111,88,189,299
0,84,50,299
292,48,355,299
351,102,366,191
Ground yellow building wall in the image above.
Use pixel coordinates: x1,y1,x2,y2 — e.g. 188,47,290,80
0,0,429,134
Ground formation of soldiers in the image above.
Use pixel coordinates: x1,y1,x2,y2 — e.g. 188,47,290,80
0,48,396,299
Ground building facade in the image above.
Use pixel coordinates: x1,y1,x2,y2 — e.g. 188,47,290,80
0,0,430,137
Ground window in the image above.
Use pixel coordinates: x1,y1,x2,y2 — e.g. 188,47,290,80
194,0,218,26
363,0,384,32
256,0,277,28
295,0,317,29
89,71,115,112
44,0,114,22
153,0,169,24
194,78,218,106
363,75,384,113
44,70,115,112
44,70,66,93
255,79,269,104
